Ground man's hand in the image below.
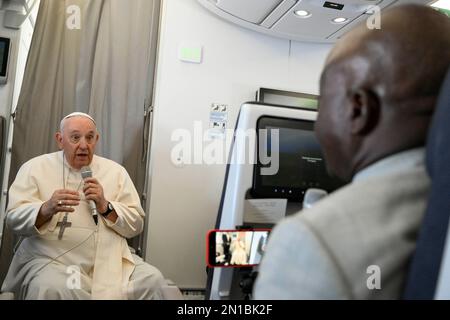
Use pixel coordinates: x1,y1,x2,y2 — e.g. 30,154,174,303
36,189,80,228
83,177,108,213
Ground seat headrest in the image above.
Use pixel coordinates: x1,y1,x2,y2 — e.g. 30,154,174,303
403,67,450,299
426,67,450,178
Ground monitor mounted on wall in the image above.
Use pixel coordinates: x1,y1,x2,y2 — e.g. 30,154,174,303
0,37,11,84
252,116,345,202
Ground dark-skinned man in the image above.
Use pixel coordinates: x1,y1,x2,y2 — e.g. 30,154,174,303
254,4,450,299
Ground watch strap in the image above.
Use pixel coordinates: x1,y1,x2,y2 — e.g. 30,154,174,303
101,202,114,216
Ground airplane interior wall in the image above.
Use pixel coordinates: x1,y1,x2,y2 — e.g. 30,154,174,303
0,9,35,235
0,13,15,119
0,10,34,118
145,0,333,289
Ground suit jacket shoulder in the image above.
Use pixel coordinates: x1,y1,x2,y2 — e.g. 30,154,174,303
256,165,430,299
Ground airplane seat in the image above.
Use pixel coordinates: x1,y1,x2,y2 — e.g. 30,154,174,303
0,219,17,299
0,116,4,182
403,67,450,299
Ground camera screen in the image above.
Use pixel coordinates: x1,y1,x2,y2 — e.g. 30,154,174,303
208,230,270,267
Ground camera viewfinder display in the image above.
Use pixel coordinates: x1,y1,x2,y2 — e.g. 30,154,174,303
207,230,270,267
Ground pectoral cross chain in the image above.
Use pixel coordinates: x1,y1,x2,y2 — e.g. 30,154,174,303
57,214,72,240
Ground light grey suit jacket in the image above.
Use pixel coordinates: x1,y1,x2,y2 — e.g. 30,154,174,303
254,151,430,299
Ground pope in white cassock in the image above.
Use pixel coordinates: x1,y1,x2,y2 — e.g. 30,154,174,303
1,112,165,299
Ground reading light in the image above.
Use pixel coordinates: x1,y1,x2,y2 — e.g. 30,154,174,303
294,10,312,18
332,17,348,23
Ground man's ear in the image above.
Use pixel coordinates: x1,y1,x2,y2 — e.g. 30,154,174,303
348,89,380,135
55,132,63,149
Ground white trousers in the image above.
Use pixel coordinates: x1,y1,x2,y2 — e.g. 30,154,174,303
21,254,165,300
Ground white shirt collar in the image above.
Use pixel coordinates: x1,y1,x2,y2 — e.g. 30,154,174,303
353,147,425,182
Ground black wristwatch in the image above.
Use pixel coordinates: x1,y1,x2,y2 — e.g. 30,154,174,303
101,202,114,217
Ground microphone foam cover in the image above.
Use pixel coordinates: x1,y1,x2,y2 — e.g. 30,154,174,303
303,188,328,209
81,166,92,179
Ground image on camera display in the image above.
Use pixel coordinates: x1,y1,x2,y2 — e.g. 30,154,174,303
207,230,270,267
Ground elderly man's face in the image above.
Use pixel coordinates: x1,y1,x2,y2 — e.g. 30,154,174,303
315,68,352,181
56,117,99,170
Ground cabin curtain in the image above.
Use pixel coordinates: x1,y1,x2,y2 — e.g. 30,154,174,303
9,0,160,200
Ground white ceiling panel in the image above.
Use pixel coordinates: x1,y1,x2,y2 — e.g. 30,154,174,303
270,1,383,40
198,0,434,42
216,0,283,24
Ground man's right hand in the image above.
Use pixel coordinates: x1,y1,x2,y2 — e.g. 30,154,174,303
36,190,81,228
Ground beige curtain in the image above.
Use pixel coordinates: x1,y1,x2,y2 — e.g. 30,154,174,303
80,0,160,196
9,0,80,179
1,0,160,285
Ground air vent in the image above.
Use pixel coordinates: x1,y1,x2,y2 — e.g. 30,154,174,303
323,1,344,11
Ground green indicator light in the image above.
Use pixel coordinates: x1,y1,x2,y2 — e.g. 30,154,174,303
179,46,202,63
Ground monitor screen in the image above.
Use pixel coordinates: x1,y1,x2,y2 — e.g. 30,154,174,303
257,88,318,110
252,116,344,201
0,37,11,78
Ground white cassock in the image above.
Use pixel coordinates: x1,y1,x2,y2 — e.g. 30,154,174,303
1,151,165,300
230,240,247,265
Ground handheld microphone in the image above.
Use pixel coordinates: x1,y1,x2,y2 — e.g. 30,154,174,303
303,188,328,209
81,166,98,224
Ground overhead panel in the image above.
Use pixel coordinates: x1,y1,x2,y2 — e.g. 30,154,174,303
261,0,299,28
216,0,283,24
198,0,434,43
328,0,434,40
270,0,385,40
327,0,397,40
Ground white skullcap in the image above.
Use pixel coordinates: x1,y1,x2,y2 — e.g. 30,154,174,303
62,112,96,125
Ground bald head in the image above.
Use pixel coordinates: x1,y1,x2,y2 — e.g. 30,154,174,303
315,5,450,181
326,5,450,105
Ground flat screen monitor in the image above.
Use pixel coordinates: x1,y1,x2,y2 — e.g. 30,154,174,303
0,37,11,83
257,88,318,110
252,116,344,201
